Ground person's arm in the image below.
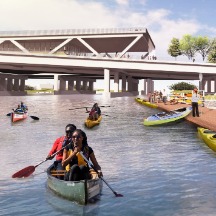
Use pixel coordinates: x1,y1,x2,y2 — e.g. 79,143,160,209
89,152,103,177
61,146,79,168
46,138,59,159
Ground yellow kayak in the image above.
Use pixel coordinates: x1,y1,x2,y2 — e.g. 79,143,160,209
135,98,158,108
85,115,102,128
198,127,216,152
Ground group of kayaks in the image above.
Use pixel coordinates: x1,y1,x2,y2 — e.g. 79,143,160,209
135,97,216,154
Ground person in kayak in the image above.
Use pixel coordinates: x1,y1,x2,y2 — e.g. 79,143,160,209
14,104,24,113
62,129,103,181
87,103,101,120
46,124,77,172
20,102,28,112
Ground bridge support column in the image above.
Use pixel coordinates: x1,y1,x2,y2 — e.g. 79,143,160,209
103,69,111,97
7,78,13,91
83,80,87,91
121,74,126,92
13,79,19,91
114,72,119,93
76,79,81,90
141,79,147,95
0,77,6,91
68,80,74,91
20,78,25,91
89,81,94,91
207,79,211,94
54,75,59,91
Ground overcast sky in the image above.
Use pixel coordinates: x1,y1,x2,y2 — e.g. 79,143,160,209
1,0,215,90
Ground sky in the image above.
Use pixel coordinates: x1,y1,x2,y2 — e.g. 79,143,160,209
0,0,216,91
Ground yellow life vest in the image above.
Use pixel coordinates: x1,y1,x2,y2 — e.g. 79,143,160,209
65,149,87,171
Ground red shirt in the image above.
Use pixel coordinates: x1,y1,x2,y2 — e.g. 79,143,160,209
48,135,66,161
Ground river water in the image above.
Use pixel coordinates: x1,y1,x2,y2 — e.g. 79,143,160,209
0,94,216,216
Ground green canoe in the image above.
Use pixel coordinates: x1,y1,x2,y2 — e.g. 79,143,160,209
47,164,102,205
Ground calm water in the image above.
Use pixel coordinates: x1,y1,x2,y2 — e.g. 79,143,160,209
1,94,216,216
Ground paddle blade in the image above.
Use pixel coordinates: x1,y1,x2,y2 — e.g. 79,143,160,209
12,166,35,178
114,192,124,197
30,116,39,120
6,113,11,116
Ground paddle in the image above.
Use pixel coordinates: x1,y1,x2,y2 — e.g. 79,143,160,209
69,105,111,111
6,112,39,120
12,143,69,178
80,151,123,197
30,115,39,120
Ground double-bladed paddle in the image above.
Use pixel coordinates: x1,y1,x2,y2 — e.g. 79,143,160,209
80,151,123,197
69,105,111,110
12,143,69,178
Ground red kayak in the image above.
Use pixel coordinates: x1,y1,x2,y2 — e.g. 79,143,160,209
11,111,28,122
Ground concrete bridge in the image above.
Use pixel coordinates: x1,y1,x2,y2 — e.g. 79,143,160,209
0,28,215,97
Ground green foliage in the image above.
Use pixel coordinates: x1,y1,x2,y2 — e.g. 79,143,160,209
207,38,216,63
169,82,197,91
179,34,197,61
195,36,212,61
167,38,182,59
168,34,216,62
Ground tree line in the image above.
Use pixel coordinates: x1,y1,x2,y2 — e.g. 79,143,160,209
167,35,216,63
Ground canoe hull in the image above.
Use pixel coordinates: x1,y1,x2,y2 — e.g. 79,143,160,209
198,127,216,152
47,166,102,205
11,112,28,122
144,107,192,126
135,98,158,108
85,115,102,128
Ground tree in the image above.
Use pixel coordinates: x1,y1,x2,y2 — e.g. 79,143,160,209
179,34,197,61
194,36,212,61
169,82,197,91
167,38,182,60
207,38,216,63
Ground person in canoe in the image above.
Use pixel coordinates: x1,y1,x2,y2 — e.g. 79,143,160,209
87,103,101,121
46,124,77,173
62,129,103,181
20,101,28,112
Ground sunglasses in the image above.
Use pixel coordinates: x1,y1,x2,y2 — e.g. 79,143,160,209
66,130,73,134
72,135,81,139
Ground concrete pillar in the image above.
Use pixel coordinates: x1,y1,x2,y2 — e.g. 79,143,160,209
147,79,152,94
127,76,133,92
59,77,66,90
214,78,216,93
13,79,19,91
143,79,146,95
54,74,59,91
207,79,211,93
104,69,110,93
121,74,126,92
133,79,139,91
83,80,88,90
7,78,13,91
114,72,119,92
76,79,81,90
0,77,6,91
68,80,74,91
89,81,94,91
151,80,154,92
20,78,25,91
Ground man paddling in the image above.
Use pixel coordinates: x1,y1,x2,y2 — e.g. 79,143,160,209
46,124,77,172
